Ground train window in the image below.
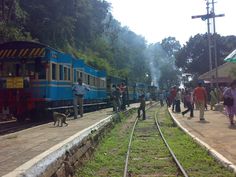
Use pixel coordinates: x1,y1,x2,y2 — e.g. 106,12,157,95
92,76,95,86
52,63,56,80
76,71,79,81
83,74,87,84
64,67,67,80
83,73,86,83
68,68,71,80
90,76,93,86
59,65,63,80
38,65,46,79
26,63,35,77
80,71,83,78
73,69,76,82
88,75,90,85
95,77,98,87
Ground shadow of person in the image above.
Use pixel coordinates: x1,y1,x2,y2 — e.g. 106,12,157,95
197,120,210,123
228,124,236,129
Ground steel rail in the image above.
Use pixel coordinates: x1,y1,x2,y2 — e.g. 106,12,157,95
123,103,157,177
154,110,189,177
123,114,139,177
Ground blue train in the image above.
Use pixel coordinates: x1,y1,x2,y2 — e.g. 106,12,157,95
0,41,156,121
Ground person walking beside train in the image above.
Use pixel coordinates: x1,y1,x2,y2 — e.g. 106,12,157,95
193,82,207,121
72,78,90,119
223,80,236,126
182,90,194,118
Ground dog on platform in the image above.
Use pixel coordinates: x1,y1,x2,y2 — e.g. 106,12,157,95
53,110,70,127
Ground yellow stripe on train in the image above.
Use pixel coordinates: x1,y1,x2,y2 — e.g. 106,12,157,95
1,50,9,58
0,50,4,57
10,49,17,57
18,49,25,57
5,49,13,57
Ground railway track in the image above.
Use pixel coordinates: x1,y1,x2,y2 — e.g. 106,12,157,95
0,120,48,136
123,105,188,177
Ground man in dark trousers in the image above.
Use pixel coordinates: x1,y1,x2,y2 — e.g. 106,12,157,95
72,78,89,119
137,94,146,120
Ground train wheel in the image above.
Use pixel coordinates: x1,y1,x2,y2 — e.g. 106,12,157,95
29,109,38,122
17,114,26,122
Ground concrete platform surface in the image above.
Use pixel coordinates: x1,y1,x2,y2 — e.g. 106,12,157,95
0,103,140,176
170,105,236,168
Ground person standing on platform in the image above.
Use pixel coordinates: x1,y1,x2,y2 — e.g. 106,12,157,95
210,88,217,110
170,86,177,112
72,78,90,119
137,94,146,120
175,88,181,113
223,80,236,126
111,84,117,112
159,90,164,107
193,82,207,121
120,82,127,110
111,85,121,113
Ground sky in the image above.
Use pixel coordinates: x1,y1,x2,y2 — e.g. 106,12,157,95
107,0,236,44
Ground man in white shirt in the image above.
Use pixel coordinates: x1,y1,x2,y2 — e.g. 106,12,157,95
72,78,90,119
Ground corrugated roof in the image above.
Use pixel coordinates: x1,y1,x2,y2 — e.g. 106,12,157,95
199,62,236,81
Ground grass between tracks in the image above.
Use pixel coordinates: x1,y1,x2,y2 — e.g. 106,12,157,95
157,106,234,177
128,107,182,176
76,111,136,177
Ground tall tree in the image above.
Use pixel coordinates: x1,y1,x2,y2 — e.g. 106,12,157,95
175,34,236,77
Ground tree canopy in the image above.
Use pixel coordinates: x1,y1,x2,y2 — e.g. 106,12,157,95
175,34,236,78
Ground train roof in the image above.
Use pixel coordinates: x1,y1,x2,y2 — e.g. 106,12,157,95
0,41,106,76
0,41,61,59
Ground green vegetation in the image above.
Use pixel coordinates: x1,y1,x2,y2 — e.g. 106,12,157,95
157,106,234,177
76,111,136,177
128,107,181,176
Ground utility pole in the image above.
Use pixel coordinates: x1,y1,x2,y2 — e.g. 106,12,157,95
211,0,219,88
191,0,224,88
206,0,213,87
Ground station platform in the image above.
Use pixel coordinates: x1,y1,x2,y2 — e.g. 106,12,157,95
0,103,141,176
169,105,236,171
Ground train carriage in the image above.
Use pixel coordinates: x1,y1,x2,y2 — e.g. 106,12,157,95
0,41,107,121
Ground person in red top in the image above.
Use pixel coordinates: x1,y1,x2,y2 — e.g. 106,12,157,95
193,82,207,121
